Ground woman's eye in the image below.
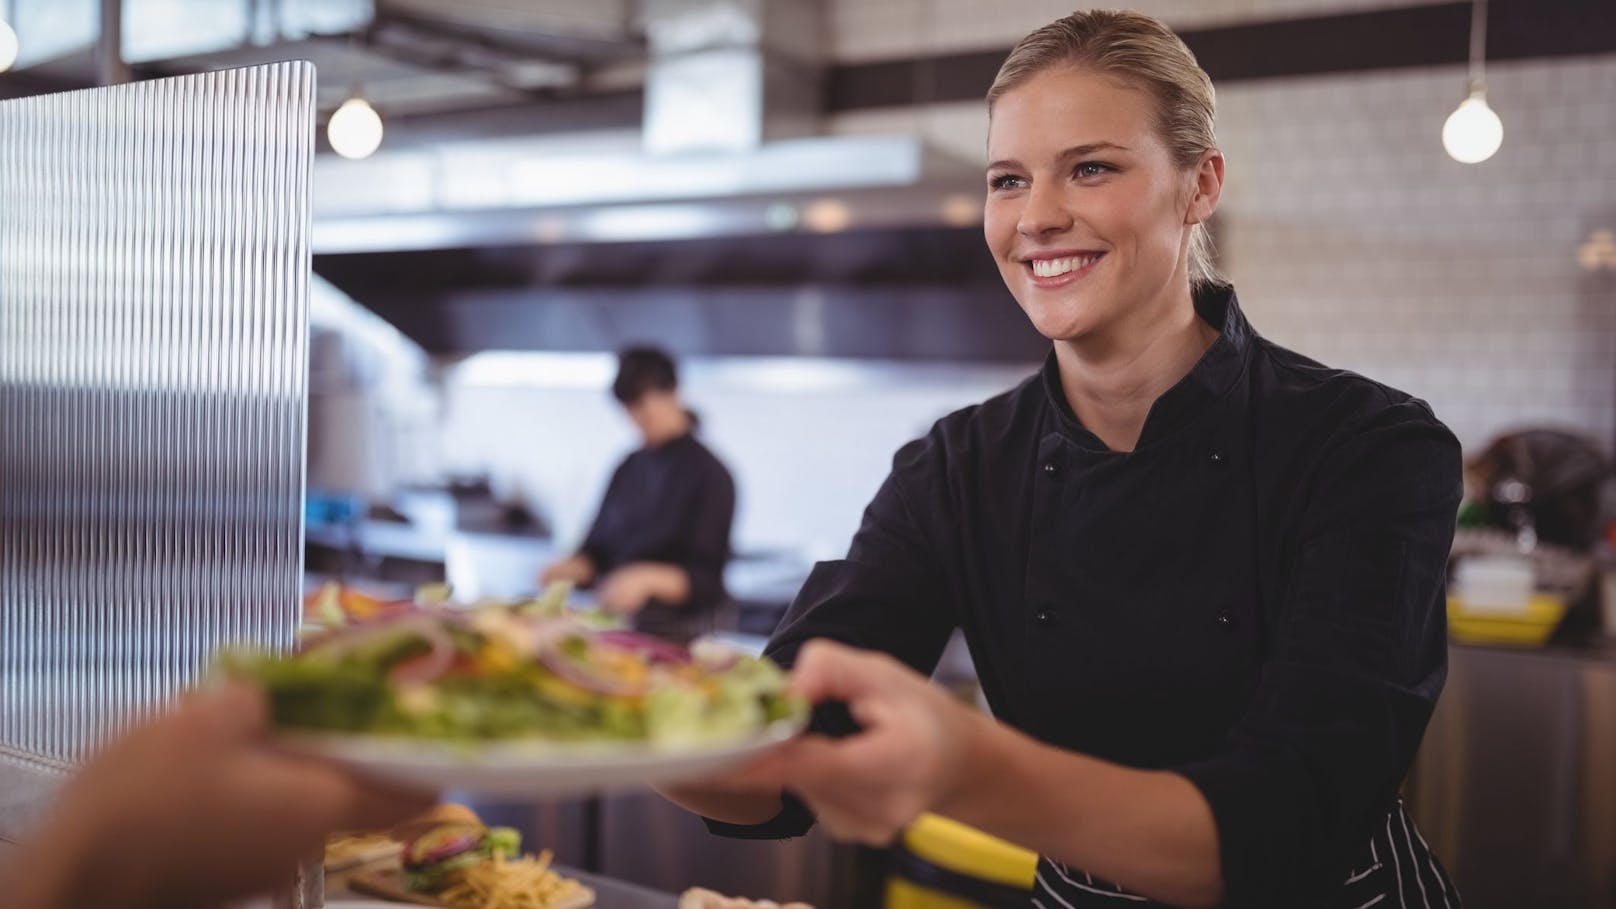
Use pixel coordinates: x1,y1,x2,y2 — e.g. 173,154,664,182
988,173,1027,191
1074,161,1114,179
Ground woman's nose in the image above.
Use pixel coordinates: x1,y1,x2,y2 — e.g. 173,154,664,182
1017,182,1073,239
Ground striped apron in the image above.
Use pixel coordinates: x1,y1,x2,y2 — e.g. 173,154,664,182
1031,802,1460,909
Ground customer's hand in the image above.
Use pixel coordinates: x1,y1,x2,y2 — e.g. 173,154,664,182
6,682,435,909
729,640,985,846
540,553,597,588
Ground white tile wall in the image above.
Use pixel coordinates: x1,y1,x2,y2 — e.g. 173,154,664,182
828,55,1616,453
1218,57,1616,451
828,0,1441,63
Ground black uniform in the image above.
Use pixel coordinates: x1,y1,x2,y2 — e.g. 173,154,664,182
581,432,736,636
708,286,1463,909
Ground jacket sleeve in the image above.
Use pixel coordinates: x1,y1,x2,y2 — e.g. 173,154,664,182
1176,402,1462,906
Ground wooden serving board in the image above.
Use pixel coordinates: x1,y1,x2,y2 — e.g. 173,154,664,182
347,867,447,906
325,841,405,875
348,866,595,909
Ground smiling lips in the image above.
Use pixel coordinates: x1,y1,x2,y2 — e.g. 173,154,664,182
1021,251,1105,287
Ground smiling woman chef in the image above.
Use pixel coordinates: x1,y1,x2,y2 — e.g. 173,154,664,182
667,10,1463,909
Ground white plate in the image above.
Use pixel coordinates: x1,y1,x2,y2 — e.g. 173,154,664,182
276,717,803,797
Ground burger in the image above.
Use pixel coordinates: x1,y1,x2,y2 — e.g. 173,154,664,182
393,804,521,892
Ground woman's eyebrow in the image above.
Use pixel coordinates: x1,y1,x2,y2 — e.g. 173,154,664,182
986,142,1133,172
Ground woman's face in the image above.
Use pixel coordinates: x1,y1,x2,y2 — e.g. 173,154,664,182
984,66,1216,343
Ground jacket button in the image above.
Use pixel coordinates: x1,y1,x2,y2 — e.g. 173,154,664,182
1208,451,1226,466
1042,461,1059,477
1216,612,1236,629
1035,610,1054,625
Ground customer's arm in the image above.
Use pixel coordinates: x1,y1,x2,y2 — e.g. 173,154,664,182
5,683,432,909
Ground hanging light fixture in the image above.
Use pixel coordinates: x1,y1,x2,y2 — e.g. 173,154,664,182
327,28,384,160
0,0,20,74
1442,0,1503,164
327,91,384,160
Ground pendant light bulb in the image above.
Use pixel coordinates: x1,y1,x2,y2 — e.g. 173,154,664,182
1442,89,1503,164
327,95,383,160
0,18,20,73
1444,0,1501,164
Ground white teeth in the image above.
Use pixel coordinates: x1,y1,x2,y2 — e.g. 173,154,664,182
1030,254,1099,278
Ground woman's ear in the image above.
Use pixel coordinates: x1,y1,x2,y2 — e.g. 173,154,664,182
1185,149,1225,226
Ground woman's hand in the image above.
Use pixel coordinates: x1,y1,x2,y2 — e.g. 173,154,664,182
732,639,988,845
695,640,1223,908
540,553,596,588
7,682,434,909
598,562,691,614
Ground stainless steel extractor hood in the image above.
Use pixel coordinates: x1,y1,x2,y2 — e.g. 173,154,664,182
309,0,1031,360
311,0,986,254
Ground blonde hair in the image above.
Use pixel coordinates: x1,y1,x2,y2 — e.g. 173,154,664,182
988,9,1226,289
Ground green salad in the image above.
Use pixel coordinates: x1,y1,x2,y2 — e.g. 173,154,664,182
220,600,801,745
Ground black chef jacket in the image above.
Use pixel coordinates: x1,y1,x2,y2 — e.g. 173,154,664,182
707,286,1463,909
580,432,735,620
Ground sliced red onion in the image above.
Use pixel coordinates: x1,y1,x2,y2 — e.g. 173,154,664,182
534,648,646,698
298,608,420,653
387,620,455,686
519,616,588,654
405,828,483,865
300,611,462,667
595,629,691,665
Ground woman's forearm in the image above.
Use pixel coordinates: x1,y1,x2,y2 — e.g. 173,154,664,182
628,562,692,606
942,711,1224,908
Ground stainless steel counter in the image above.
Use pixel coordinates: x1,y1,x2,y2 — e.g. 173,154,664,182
1408,640,1616,909
305,522,813,616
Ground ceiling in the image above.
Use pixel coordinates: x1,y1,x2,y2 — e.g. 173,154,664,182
3,0,646,127
0,0,1025,360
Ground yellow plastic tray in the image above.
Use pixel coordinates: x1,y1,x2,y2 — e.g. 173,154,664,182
1447,594,1565,646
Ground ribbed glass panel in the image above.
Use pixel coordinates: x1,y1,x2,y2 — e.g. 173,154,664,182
0,63,314,771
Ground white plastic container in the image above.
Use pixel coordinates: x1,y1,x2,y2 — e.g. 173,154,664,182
1453,556,1536,615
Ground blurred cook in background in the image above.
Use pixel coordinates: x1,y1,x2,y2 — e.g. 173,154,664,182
542,346,736,640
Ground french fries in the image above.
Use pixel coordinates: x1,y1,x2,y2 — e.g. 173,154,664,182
439,850,590,909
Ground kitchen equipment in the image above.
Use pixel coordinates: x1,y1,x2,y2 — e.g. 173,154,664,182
1452,555,1536,614
1447,593,1568,646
